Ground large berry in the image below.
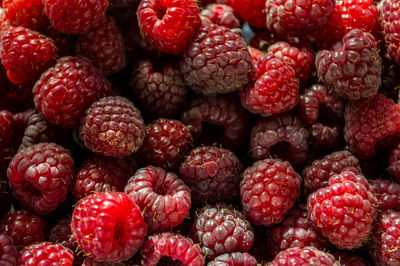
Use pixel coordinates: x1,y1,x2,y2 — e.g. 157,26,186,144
0,233,17,266
17,242,74,265
225,0,266,28
269,246,340,266
3,0,49,31
370,179,400,211
208,252,257,266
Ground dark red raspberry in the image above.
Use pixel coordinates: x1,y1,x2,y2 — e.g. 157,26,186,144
240,54,299,117
225,0,266,28
137,119,193,171
307,168,377,249
192,204,254,259
0,25,57,84
17,242,74,265
43,0,109,34
181,94,249,150
124,166,191,233
72,192,146,262
316,29,381,100
249,113,309,167
0,233,17,266
370,179,400,211
389,141,400,183
381,0,400,66
269,246,340,266
75,16,126,76
240,159,301,226
332,251,371,266
79,96,145,158
3,0,49,31
208,252,257,266
136,0,201,54
141,232,204,265
0,110,14,148
266,204,329,258
302,150,360,195
180,24,253,95
33,56,112,129
72,155,138,201
344,93,400,159
130,58,188,120
0,210,47,248
49,217,74,251
200,4,241,33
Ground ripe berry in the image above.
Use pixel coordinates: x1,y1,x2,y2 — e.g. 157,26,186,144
370,179,400,211
3,0,49,31
200,4,241,33
17,242,74,265
208,252,257,266
269,246,340,266
0,233,17,266
381,0,400,66
226,0,266,28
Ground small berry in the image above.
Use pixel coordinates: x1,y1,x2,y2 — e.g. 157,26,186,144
269,246,340,266
381,0,400,66
370,179,400,211
207,252,257,266
17,242,74,266
200,4,241,33
3,0,49,31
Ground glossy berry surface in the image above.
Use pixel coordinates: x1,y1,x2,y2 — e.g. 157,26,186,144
17,242,74,266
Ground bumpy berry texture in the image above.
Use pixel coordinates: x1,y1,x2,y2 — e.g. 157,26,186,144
332,251,371,266
200,4,241,33
0,233,17,266
180,24,253,95
141,232,204,266
43,0,109,34
3,0,49,31
79,96,145,158
136,0,201,54
180,146,242,204
226,0,266,28
75,16,126,76
124,166,191,233
389,141,400,183
72,155,138,200
240,54,299,117
192,204,254,259
33,56,112,129
49,217,75,251
0,210,47,248
71,192,147,262
344,93,400,159
130,58,188,119
240,159,301,226
307,168,377,249
381,0,400,66
0,110,14,147
269,246,340,266
208,252,257,266
7,143,74,215
0,26,57,84
370,179,400,211
17,242,74,265
316,29,381,100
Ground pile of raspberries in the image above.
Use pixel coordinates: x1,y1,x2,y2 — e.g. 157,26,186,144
2,0,400,265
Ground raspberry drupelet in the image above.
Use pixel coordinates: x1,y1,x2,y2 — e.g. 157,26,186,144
269,246,340,266
2,0,49,31
207,252,257,266
17,242,74,266
0,233,17,266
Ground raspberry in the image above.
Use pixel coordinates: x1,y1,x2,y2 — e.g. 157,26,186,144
302,150,360,195
0,233,17,266
266,204,329,257
332,251,371,266
381,0,400,66
180,94,249,150
249,113,309,167
180,24,253,95
0,25,57,84
208,252,257,266
75,16,126,76
130,58,188,120
240,159,301,226
0,210,47,248
179,146,242,204
124,166,191,233
225,0,266,28
344,93,400,159
7,143,74,215
370,179,400,211
192,204,254,259
136,0,201,54
43,0,109,34
200,4,241,33
0,110,14,147
72,155,138,201
3,0,49,31
389,141,400,183
33,56,112,129
17,242,74,265
269,246,340,266
79,96,145,158
141,232,204,265
240,54,299,117
307,168,377,249
316,29,381,100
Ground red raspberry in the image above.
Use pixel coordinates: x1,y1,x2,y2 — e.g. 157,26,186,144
332,251,371,266
71,192,146,262
208,252,257,266
72,155,138,201
248,46,263,68
225,0,266,28
17,242,74,265
240,159,301,226
200,4,241,33
0,110,14,148
130,58,188,120
266,204,329,258
0,26,57,84
3,0,49,31
0,210,47,248
0,233,16,266
316,29,381,100
389,141,400,183
269,246,340,266
370,179,400,211
180,24,253,95
43,0,109,34
249,113,309,167
124,166,191,233
381,0,400,66
141,232,204,265
33,56,112,129
192,204,254,259
136,0,201,54
307,168,377,249
240,54,299,117
302,150,360,195
75,16,126,76
7,143,74,215
344,93,400,159
181,94,249,150
79,96,145,158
